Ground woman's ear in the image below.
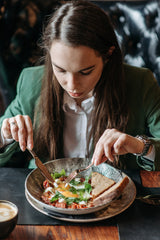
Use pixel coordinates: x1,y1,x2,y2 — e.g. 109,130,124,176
108,46,115,57
104,46,115,64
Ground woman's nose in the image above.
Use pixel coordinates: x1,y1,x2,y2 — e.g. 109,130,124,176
67,73,77,90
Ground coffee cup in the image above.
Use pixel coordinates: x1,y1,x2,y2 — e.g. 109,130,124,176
0,200,18,239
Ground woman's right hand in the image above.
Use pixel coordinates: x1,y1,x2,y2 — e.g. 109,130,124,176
1,115,33,151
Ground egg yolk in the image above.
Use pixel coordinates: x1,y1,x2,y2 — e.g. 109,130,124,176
56,182,79,198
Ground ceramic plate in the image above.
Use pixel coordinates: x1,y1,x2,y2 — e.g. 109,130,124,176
25,172,136,223
25,158,136,216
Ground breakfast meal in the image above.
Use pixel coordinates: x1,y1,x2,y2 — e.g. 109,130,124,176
41,169,129,209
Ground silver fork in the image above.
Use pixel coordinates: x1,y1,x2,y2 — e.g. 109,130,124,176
65,162,93,183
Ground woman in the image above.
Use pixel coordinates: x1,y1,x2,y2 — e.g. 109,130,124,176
0,0,160,170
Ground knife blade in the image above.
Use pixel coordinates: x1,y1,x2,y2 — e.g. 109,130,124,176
27,149,54,183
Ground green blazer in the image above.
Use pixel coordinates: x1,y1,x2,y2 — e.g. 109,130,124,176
1,64,160,170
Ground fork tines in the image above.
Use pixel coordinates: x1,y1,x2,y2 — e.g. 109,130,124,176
65,171,78,184
65,162,93,184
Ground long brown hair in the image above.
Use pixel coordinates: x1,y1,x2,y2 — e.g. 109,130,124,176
34,0,129,160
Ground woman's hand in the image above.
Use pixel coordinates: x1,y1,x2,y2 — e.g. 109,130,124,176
1,115,33,151
92,128,145,166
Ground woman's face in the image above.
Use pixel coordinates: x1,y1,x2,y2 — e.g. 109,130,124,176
50,41,104,105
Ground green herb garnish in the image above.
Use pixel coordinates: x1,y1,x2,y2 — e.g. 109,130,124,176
50,191,65,202
51,169,66,180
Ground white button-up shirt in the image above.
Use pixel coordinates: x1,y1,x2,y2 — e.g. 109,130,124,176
63,91,94,158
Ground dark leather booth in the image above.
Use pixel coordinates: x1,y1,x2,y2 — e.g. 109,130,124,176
0,0,160,114
95,0,160,84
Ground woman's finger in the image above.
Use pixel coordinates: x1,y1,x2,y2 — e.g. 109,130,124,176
9,118,19,141
1,119,12,139
23,115,33,150
103,142,115,162
13,115,28,151
92,142,105,166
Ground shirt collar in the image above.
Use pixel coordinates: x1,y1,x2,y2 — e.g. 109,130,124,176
63,91,95,113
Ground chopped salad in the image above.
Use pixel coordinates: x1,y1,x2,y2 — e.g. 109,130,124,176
41,169,93,209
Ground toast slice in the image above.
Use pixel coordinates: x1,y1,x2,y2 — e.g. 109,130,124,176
91,172,116,198
93,176,129,206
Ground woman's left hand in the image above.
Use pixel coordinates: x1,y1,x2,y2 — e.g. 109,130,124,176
92,128,144,166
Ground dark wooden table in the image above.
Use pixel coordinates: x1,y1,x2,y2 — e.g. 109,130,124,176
4,170,160,240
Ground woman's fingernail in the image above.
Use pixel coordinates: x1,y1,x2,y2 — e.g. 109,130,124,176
92,157,96,166
21,145,25,152
94,159,98,166
28,144,32,150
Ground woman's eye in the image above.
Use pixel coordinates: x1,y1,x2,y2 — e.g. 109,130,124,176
80,70,93,76
55,68,66,73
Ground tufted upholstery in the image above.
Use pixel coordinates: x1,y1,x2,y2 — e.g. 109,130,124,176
0,0,160,114
94,0,160,84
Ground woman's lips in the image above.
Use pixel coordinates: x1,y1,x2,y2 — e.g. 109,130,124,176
68,91,83,97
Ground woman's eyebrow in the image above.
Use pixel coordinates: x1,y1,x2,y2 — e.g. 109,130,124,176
52,62,95,71
79,65,95,71
52,63,64,70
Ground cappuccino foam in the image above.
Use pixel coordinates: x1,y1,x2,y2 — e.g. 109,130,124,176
0,203,17,222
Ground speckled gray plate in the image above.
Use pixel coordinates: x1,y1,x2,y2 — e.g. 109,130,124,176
25,158,136,216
